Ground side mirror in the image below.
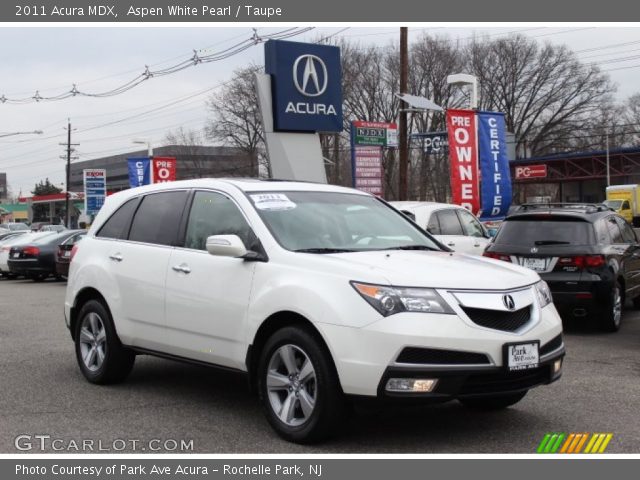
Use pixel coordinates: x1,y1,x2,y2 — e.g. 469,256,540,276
206,235,248,258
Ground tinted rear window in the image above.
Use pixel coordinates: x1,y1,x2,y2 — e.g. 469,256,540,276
128,191,188,246
494,218,595,246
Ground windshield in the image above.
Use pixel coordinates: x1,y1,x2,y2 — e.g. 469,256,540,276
604,200,622,209
249,191,441,252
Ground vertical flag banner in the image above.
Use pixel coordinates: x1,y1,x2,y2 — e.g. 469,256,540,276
128,158,151,187
83,169,106,215
152,157,177,184
478,111,512,219
446,109,480,213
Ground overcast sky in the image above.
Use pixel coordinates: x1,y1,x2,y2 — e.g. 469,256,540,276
1,26,640,196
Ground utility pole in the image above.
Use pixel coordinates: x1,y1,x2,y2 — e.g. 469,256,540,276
60,119,79,227
399,27,409,200
606,132,611,187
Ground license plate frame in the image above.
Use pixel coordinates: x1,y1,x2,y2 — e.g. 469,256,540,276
523,257,546,271
503,341,540,372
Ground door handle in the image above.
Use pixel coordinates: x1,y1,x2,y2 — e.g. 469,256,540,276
109,253,123,262
447,242,455,246
473,242,481,247
172,264,191,274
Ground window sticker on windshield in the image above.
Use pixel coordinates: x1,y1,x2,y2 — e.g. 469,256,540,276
250,193,297,211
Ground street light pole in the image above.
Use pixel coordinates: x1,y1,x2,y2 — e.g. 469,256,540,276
398,26,409,201
606,132,610,187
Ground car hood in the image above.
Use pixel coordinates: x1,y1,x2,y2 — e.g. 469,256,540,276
320,250,540,290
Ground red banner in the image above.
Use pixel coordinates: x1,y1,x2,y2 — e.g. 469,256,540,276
446,109,480,213
152,157,177,183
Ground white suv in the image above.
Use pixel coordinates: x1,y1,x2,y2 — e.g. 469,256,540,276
65,179,564,443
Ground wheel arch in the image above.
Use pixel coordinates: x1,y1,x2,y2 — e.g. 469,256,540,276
69,287,110,341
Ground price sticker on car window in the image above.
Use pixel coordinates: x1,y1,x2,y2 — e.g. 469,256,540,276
251,193,297,211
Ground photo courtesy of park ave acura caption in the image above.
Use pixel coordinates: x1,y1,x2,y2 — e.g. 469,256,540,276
2,0,640,478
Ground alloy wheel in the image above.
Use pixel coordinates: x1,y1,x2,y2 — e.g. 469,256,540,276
79,312,107,372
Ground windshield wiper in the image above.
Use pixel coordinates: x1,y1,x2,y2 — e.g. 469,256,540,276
533,240,571,245
294,248,357,254
381,245,439,251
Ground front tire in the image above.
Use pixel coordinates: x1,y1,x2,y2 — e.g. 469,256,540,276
257,326,347,443
459,391,527,410
74,299,135,384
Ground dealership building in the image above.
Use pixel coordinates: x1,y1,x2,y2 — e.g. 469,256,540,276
69,145,258,192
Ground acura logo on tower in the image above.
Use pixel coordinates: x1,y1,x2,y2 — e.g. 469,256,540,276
293,54,328,97
502,294,516,311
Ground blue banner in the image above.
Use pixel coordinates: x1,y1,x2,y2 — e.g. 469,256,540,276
128,158,151,187
477,112,512,220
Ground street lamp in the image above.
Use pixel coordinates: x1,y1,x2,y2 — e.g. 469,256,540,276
132,138,153,158
447,73,478,109
0,130,43,138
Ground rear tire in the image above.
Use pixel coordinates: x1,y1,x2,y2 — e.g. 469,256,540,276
459,391,527,410
599,281,623,332
74,299,135,384
257,326,347,443
632,296,640,309
31,273,48,282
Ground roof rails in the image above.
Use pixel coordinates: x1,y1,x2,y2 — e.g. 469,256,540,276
517,202,613,214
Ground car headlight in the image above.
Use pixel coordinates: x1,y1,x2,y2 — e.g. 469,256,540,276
535,280,553,308
351,282,454,316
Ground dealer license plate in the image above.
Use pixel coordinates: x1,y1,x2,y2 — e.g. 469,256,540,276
12,252,19,258
63,251,71,257
523,257,546,271
505,342,539,371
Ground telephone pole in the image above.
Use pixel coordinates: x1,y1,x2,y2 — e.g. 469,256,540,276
60,119,79,227
399,27,409,201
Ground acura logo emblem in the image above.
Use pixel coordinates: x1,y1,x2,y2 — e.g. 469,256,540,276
293,54,328,97
502,294,516,311
530,247,538,253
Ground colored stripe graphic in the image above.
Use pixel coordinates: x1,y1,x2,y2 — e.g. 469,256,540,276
538,433,613,453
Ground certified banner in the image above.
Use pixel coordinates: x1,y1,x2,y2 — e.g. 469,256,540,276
128,158,151,187
477,112,512,219
446,109,480,213
152,157,177,183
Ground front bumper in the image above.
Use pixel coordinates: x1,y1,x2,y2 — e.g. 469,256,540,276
317,303,564,397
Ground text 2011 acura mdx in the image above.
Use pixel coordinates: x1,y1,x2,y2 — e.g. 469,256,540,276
65,179,564,443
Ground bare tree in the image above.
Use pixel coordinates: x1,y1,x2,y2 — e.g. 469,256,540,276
205,65,265,175
162,127,211,178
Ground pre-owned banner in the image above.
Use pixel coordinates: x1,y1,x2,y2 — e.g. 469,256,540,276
128,158,151,187
477,111,512,219
152,157,177,183
446,109,480,213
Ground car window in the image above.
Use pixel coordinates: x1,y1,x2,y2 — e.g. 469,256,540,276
97,198,140,240
457,209,485,238
594,220,611,245
615,216,637,244
184,191,257,251
494,217,595,246
622,200,630,209
128,191,188,246
426,213,441,235
435,209,464,235
606,216,624,244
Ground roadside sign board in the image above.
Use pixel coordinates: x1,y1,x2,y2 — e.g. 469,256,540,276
412,131,448,154
353,146,384,196
515,164,547,179
352,121,398,147
83,169,106,215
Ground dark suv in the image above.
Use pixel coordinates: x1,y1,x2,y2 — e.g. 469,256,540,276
484,203,640,332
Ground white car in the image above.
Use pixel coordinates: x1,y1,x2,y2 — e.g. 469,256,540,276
65,179,564,443
0,232,54,277
390,201,492,255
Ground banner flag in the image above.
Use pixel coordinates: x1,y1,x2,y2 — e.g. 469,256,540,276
152,157,177,183
477,111,512,219
446,109,480,213
128,158,151,187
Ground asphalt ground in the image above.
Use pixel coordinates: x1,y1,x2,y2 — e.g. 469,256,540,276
0,277,638,453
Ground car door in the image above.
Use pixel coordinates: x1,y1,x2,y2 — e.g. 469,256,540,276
164,190,258,369
432,208,472,252
101,190,189,350
615,216,640,296
456,208,490,255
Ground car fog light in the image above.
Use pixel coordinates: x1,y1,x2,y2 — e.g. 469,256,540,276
553,359,562,374
385,378,438,393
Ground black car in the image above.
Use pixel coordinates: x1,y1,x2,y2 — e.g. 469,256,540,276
7,230,84,282
484,203,640,332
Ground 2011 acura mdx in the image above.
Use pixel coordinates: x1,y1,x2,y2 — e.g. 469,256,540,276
64,179,564,443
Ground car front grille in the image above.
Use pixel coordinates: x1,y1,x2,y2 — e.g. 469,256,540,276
461,305,531,332
458,366,551,395
396,347,491,365
540,334,563,356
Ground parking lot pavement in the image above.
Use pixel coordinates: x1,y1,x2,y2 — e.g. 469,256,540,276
1,277,639,454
